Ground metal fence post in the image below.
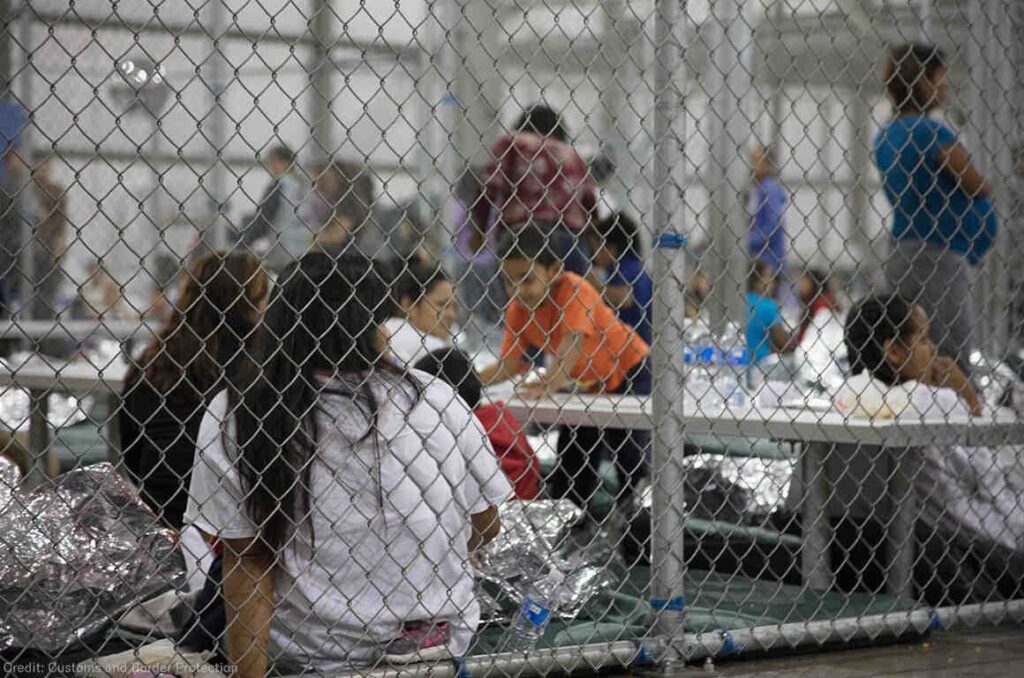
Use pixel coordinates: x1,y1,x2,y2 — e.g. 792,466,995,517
650,0,687,666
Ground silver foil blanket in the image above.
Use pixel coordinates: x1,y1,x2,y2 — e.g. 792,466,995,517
475,500,614,621
0,460,185,653
679,454,797,524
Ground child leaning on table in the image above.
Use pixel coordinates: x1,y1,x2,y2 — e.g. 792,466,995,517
836,295,1024,601
478,224,650,517
839,294,980,418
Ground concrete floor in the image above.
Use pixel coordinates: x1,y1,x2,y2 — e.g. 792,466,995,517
696,628,1024,677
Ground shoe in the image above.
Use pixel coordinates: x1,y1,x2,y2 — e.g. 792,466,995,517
383,620,452,663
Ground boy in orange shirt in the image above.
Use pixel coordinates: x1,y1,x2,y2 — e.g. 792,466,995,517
479,225,651,520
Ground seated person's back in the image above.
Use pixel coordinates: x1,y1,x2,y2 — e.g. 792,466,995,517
185,254,511,674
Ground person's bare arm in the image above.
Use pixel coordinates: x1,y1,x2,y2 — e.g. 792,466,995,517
220,536,276,678
478,355,522,387
519,332,584,398
937,143,992,198
928,356,982,416
468,505,501,552
771,323,799,356
602,284,634,311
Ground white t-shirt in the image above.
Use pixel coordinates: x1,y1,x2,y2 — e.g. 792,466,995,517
384,317,450,367
184,371,512,672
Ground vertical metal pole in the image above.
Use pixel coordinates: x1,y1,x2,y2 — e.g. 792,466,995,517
800,442,832,590
25,389,49,490
432,0,464,261
207,0,230,251
15,6,34,319
704,0,753,330
308,0,335,159
984,0,1014,355
918,0,933,41
847,93,880,277
650,0,687,667
0,0,12,96
887,446,918,600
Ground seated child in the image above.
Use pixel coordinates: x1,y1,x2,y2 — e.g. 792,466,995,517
415,348,540,499
745,260,798,363
794,267,840,346
185,254,510,672
478,225,650,516
837,295,1024,602
587,211,653,345
384,263,457,367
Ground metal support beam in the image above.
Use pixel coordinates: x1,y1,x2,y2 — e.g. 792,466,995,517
704,0,753,329
308,0,335,159
650,0,687,668
205,0,230,251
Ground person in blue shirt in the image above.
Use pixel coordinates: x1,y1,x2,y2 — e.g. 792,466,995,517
745,261,797,364
749,146,788,279
874,43,996,374
587,211,653,346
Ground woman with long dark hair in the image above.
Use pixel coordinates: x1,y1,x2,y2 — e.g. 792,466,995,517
120,252,268,528
184,253,509,676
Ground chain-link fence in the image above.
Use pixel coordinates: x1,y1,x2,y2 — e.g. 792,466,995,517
1,0,1024,676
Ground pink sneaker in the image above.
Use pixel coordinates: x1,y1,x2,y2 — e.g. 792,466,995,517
383,620,452,663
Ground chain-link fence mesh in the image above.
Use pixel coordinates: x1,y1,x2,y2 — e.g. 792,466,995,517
1,0,1024,676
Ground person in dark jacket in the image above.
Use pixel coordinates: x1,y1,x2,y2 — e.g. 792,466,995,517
119,252,269,528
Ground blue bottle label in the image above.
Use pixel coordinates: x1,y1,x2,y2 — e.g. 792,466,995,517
519,597,550,627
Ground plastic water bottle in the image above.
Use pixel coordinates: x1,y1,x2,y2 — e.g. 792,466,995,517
509,570,564,652
722,348,751,409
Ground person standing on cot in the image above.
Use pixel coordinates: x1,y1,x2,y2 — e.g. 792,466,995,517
875,43,997,374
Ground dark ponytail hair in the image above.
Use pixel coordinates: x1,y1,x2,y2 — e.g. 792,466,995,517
230,252,419,552
844,295,914,386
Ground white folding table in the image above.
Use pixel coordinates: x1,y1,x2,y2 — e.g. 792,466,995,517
0,357,129,488
498,392,1024,597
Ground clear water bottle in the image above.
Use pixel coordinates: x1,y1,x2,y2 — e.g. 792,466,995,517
721,348,751,409
509,570,564,652
695,346,724,411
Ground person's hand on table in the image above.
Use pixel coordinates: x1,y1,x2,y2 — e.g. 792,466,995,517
517,381,551,400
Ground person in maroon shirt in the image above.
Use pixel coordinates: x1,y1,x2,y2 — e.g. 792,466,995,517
472,105,597,275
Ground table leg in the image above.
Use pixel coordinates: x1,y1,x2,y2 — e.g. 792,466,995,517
887,446,918,600
25,389,50,490
801,442,832,590
105,392,122,467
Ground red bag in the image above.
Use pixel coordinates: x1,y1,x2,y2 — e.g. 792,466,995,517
473,402,541,500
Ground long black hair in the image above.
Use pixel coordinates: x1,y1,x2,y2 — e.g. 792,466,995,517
229,252,419,552
844,294,914,386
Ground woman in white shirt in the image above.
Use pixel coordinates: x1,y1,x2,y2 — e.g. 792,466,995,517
185,253,511,676
384,263,458,367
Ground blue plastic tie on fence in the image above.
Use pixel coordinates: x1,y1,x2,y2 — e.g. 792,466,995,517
718,631,739,657
453,656,471,678
649,595,686,611
653,233,687,249
632,643,655,667
927,609,943,631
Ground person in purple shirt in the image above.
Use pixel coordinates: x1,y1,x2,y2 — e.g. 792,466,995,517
748,146,788,278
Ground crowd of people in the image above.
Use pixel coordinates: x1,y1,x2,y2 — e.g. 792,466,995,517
0,39,1016,675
